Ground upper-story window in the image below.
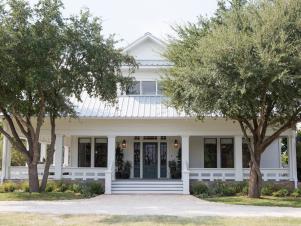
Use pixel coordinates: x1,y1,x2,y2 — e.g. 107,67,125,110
126,81,162,96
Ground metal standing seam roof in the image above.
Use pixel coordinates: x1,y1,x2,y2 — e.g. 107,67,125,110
72,94,188,119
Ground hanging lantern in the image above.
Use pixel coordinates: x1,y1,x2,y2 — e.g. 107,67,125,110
174,139,179,148
121,139,127,149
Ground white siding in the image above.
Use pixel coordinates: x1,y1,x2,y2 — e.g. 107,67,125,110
261,139,281,168
189,136,203,168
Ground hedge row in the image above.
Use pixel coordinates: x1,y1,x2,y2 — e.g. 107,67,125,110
191,181,301,198
0,181,104,198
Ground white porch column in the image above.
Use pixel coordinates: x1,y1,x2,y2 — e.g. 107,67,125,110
181,135,190,195
105,135,116,195
1,135,12,181
234,135,243,181
54,135,63,180
288,133,298,188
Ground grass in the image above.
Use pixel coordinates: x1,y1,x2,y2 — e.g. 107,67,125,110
0,192,84,201
0,214,301,226
204,195,301,208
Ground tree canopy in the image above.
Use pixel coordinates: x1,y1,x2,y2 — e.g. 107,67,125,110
163,0,301,197
0,0,136,191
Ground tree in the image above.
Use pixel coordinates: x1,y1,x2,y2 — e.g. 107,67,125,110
0,0,136,192
162,0,301,198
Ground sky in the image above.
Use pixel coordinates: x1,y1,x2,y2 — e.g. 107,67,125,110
29,0,219,46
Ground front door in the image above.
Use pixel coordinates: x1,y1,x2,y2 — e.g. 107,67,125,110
143,143,158,179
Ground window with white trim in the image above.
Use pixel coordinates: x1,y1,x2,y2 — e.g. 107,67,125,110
126,81,162,96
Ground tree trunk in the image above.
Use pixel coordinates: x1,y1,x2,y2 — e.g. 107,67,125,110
28,162,40,192
248,152,262,198
40,158,53,192
40,115,56,192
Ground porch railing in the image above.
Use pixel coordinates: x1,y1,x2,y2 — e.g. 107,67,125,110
189,168,290,182
10,165,55,180
243,168,290,181
62,167,106,180
189,168,236,181
9,166,106,181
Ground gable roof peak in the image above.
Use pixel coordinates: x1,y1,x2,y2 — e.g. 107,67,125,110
123,32,166,53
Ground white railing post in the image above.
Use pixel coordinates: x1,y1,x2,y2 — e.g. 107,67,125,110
1,134,12,182
234,135,243,181
181,135,190,194
54,135,63,180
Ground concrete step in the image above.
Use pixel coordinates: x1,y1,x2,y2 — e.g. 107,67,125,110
111,180,184,194
112,190,183,194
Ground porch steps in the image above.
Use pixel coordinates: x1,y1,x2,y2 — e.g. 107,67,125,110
111,180,183,194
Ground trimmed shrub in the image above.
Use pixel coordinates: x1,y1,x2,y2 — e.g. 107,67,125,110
272,188,289,197
0,185,4,193
69,183,81,193
19,181,30,192
232,182,247,194
54,182,68,192
191,182,209,196
2,181,17,192
88,182,103,195
242,186,248,195
45,181,59,192
78,182,104,198
291,188,301,198
261,183,278,196
210,182,236,196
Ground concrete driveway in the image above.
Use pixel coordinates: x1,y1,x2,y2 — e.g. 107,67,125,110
0,195,300,217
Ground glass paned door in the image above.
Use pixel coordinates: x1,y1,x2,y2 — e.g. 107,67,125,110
143,143,158,179
160,143,167,178
134,142,141,178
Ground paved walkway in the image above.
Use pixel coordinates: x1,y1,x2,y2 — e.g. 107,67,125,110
0,195,301,217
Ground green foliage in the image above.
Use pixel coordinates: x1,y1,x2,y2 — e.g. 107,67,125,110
272,188,289,197
163,0,301,197
123,161,131,179
77,182,103,198
115,146,124,179
191,182,209,196
19,181,30,192
0,134,2,170
168,149,182,179
69,183,81,193
211,182,237,196
291,188,301,198
0,180,103,198
261,183,279,196
11,149,27,166
45,181,59,193
163,0,301,126
0,0,136,191
2,181,17,192
242,186,249,195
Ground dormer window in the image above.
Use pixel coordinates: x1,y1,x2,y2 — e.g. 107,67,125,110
126,81,140,95
141,81,156,95
126,81,161,96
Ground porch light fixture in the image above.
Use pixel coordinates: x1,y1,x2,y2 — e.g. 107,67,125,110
174,139,179,148
121,139,127,149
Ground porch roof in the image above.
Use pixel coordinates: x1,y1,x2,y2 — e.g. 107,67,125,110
73,95,189,119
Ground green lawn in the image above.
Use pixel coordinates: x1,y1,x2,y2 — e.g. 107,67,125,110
0,214,301,226
204,196,301,208
0,192,84,201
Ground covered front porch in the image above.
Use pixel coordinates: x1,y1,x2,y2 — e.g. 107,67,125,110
2,131,297,194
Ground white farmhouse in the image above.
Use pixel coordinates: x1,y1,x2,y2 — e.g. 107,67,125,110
1,33,298,194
